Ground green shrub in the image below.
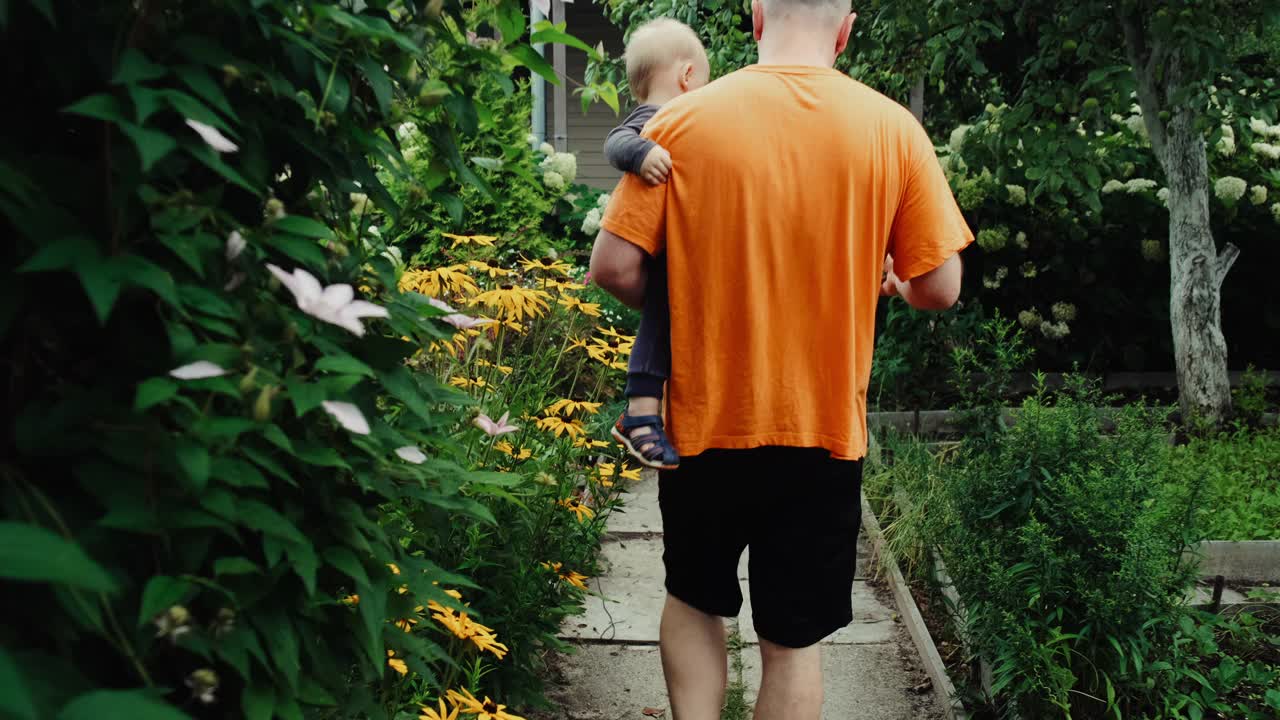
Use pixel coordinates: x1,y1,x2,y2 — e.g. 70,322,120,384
1168,427,1280,541
0,1,610,717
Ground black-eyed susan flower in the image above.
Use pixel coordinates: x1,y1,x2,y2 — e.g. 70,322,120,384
420,698,460,720
519,255,572,276
468,284,551,322
446,689,526,720
557,296,602,317
450,376,489,390
387,649,409,676
572,437,612,450
467,260,515,279
536,416,587,439
394,616,419,633
400,265,479,298
566,337,589,352
442,232,497,248
543,399,603,417
474,358,513,375
620,465,642,482
544,278,586,293
559,497,595,522
494,441,532,460
542,561,590,591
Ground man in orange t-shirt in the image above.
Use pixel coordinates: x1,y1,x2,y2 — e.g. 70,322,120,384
590,1,972,717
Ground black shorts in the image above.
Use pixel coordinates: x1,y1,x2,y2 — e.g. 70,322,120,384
658,446,863,649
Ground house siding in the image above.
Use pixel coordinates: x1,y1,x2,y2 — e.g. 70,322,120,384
546,3,628,191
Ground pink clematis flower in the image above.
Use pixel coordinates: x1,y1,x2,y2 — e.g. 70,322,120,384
473,411,519,437
267,264,388,337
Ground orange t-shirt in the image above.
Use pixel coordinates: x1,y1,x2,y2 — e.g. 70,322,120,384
601,65,973,460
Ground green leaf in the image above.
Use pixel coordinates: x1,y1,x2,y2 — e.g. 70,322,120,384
137,575,196,627
531,23,597,57
261,234,327,270
274,697,303,720
213,557,260,576
355,58,392,115
114,255,180,308
119,123,177,171
242,683,274,720
286,541,318,596
211,457,268,489
18,235,97,273
134,378,177,412
272,215,334,240
315,355,374,378
176,65,237,120
495,2,527,44
508,45,558,85
253,611,300,690
322,546,370,587
0,522,116,593
157,234,212,277
379,366,432,423
64,94,128,124
59,690,191,720
113,49,166,84
237,499,307,545
0,646,37,720
285,378,326,417
174,441,211,492
444,94,478,136
128,85,167,124
186,144,258,195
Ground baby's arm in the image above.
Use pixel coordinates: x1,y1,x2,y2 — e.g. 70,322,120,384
603,106,671,185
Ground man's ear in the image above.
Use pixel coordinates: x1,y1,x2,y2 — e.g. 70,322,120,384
834,12,857,56
752,0,764,42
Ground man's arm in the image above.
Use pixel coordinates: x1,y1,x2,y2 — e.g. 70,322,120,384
880,253,962,311
589,228,649,309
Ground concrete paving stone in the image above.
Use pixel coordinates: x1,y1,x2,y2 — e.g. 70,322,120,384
605,471,662,534
564,538,894,644
534,643,669,720
740,641,947,720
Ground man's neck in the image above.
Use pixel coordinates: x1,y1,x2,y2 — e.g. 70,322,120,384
756,30,835,68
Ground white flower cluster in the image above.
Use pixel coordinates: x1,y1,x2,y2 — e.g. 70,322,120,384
1014,231,1029,249
1156,188,1170,207
1141,239,1165,262
1051,302,1077,322
1005,185,1027,207
1273,202,1280,225
538,145,578,192
1040,321,1071,340
1253,143,1280,161
581,193,611,236
949,125,972,154
1102,178,1158,195
1250,185,1268,206
1020,262,1037,278
1216,125,1236,157
1248,117,1280,139
1017,304,1072,340
1018,309,1042,329
1123,115,1147,137
1214,176,1248,203
982,266,1009,289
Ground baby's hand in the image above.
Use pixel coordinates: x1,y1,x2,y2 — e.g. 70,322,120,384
639,145,672,185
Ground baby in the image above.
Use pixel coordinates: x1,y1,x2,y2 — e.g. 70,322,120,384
604,18,710,470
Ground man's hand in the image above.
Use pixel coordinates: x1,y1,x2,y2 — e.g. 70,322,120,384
880,255,905,297
639,145,672,185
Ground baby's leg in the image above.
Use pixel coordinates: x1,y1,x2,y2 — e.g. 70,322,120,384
625,255,670,412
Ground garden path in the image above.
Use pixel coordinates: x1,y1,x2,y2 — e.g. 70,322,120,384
535,471,948,720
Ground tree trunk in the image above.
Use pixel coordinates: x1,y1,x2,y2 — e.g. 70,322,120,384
1143,54,1239,424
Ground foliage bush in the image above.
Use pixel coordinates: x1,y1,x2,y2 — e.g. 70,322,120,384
1167,427,1280,541
0,1,628,718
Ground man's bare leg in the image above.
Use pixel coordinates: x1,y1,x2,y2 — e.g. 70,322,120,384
659,594,728,719
753,639,823,720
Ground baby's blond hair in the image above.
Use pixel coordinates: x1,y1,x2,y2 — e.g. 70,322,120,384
624,18,706,104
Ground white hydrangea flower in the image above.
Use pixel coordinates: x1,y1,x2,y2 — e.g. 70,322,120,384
1250,185,1268,205
538,142,555,156
1005,185,1027,207
1124,115,1147,137
349,193,371,215
1040,321,1071,340
581,207,602,236
1125,178,1158,193
1017,309,1043,329
543,170,565,191
525,133,539,146
948,125,971,154
1156,188,1170,207
982,274,1001,289
596,193,611,209
396,123,418,140
1014,231,1028,249
1252,142,1280,161
1216,125,1236,157
540,152,577,183
1110,113,1125,123
1101,180,1125,194
1214,176,1248,203
1051,302,1077,322
1272,203,1280,225
1249,117,1270,136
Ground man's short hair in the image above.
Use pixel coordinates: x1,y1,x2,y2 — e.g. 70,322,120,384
624,18,706,103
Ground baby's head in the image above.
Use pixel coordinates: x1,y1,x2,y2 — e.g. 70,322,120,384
624,18,710,107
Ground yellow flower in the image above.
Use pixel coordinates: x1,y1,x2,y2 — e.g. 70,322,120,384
475,359,513,375
559,497,595,522
620,465,642,482
388,563,401,575
543,399,602,417
566,337,589,352
446,689,525,720
387,649,408,676
400,265,479,298
536,416,587,439
442,232,497,248
519,255,573,276
468,285,551,322
544,278,586,293
395,616,419,633
340,594,360,606
598,326,630,340
541,561,590,591
420,698,460,720
572,437,612,449
596,462,615,478
450,376,489,389
494,441,532,460
557,296,602,317
469,628,510,659
467,260,514,279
